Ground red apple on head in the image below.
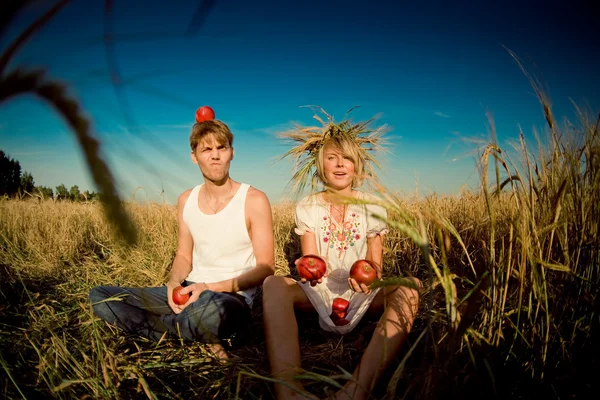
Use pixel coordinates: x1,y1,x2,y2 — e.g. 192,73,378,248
349,259,378,286
195,106,215,123
296,254,327,281
172,285,190,305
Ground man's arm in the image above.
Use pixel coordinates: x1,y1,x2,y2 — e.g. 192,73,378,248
166,190,194,313
207,187,275,293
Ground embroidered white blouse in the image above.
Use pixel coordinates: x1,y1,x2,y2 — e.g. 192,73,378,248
294,191,389,334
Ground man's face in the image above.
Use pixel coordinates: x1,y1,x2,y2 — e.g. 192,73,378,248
191,133,234,183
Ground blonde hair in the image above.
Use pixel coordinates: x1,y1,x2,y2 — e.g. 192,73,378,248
316,136,365,188
277,106,388,198
189,120,233,151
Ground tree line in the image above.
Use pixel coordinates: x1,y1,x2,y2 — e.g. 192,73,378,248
1,150,100,201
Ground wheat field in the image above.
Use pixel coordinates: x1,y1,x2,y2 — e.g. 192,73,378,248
1,105,599,398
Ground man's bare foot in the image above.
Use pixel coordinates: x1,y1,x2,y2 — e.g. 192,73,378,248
207,343,229,362
292,392,318,400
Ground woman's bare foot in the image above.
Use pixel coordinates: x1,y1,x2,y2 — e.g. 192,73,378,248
328,382,369,400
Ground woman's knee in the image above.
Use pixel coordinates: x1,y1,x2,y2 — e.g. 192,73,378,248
410,277,423,291
388,278,422,313
263,276,295,303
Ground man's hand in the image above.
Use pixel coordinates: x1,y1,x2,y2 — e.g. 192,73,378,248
166,280,185,314
175,282,209,311
295,258,328,286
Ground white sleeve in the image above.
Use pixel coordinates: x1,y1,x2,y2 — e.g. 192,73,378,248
294,198,316,235
365,202,389,238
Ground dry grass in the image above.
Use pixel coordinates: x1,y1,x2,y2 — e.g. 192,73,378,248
1,68,598,398
1,97,599,398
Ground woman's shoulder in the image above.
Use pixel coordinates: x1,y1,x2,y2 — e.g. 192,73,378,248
297,192,324,207
355,190,384,205
354,191,387,214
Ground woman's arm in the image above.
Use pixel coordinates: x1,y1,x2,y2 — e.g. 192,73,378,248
349,234,385,295
296,231,327,286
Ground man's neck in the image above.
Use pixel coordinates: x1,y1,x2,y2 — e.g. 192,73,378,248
204,177,233,197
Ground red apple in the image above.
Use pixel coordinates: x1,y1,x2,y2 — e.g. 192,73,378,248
296,254,327,281
172,285,190,305
331,297,349,320
195,106,215,123
349,259,378,286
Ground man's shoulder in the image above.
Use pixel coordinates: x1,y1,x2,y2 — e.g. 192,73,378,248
245,186,270,206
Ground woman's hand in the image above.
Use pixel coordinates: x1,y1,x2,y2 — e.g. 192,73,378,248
295,258,328,286
348,277,372,295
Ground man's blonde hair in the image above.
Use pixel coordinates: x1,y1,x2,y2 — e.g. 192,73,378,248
189,120,234,151
316,135,365,188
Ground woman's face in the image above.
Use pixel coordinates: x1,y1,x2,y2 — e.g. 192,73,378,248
322,144,355,191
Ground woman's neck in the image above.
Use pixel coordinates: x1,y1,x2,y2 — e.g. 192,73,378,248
323,187,354,206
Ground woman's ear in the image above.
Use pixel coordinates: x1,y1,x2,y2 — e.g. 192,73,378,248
231,147,235,160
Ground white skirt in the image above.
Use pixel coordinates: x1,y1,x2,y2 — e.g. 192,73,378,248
297,267,379,335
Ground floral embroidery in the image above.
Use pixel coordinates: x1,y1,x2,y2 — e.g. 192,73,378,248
320,206,363,257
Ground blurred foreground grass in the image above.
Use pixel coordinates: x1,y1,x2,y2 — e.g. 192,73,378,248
0,102,599,399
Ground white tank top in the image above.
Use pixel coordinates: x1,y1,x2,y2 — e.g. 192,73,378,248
183,183,257,306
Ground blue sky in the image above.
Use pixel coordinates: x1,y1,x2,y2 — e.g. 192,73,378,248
1,0,598,204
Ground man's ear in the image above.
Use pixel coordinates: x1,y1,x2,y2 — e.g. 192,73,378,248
231,147,235,160
191,150,198,165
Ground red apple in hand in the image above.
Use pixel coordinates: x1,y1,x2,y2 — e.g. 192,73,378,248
195,106,215,123
297,254,327,281
330,297,350,326
172,286,190,305
350,259,378,286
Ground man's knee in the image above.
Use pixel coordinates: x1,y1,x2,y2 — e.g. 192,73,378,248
89,286,107,304
178,292,247,341
88,286,117,323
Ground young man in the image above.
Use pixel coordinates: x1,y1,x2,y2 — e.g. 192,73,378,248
89,119,274,358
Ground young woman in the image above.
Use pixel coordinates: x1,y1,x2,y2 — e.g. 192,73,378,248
263,111,421,400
